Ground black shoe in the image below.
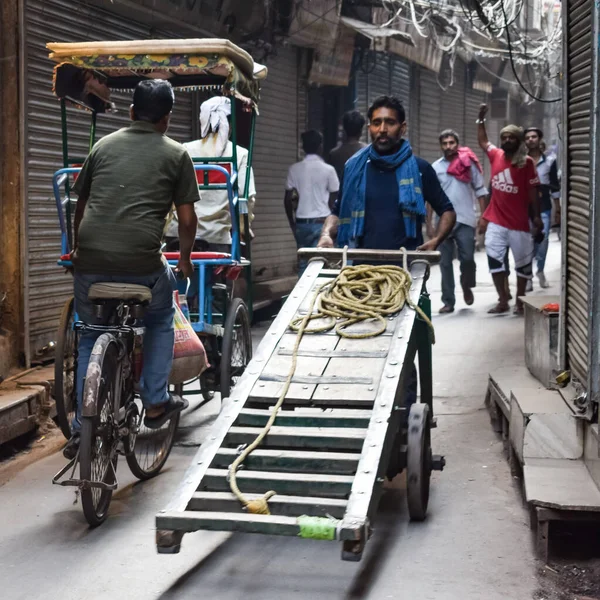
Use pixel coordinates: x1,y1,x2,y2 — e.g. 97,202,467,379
144,395,189,430
63,433,80,460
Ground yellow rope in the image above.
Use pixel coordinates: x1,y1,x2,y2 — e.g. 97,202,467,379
228,263,434,514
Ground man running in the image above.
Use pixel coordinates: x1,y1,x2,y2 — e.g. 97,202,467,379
477,104,542,315
432,129,489,313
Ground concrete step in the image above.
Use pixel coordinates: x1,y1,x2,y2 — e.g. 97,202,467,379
524,458,600,511
0,366,56,446
584,424,600,491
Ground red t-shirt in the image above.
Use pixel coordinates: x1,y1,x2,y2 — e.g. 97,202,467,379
482,145,540,232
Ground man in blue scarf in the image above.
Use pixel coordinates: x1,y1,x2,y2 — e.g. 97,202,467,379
318,95,455,253
317,96,456,453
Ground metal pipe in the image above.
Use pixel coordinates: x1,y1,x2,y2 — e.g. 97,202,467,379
588,2,600,405
557,0,569,373
296,248,441,264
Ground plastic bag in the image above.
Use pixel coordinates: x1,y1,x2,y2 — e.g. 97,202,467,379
169,292,209,384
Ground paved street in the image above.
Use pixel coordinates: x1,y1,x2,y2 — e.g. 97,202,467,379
0,237,562,600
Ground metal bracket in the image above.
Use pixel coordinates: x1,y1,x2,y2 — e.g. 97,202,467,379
432,455,446,472
52,452,118,491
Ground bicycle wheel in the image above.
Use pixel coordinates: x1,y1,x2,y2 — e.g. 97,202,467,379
54,297,77,439
125,384,181,481
220,298,252,400
80,334,119,527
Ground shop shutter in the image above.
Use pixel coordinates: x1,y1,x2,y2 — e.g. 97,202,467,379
440,59,466,146
418,69,442,164
24,0,193,360
563,0,593,385
464,88,488,177
390,56,411,121
251,45,299,282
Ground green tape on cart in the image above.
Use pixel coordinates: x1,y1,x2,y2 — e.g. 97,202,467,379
296,515,339,541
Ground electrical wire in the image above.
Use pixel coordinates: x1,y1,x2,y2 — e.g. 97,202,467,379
499,0,562,103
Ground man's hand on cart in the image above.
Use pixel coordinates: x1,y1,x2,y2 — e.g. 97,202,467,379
417,239,438,252
317,234,334,248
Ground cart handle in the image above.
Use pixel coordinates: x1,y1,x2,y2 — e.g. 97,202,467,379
297,247,441,264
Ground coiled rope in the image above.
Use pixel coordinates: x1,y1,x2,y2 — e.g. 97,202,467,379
228,261,434,515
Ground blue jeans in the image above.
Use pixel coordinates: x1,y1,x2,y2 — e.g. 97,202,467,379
439,223,476,308
535,210,552,273
295,222,324,276
72,264,176,433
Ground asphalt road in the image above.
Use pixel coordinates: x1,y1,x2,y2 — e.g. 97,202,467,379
0,239,563,600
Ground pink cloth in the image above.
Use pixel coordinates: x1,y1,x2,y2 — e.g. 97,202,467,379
447,147,483,183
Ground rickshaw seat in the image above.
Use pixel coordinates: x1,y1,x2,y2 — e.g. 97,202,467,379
88,282,152,304
163,252,232,261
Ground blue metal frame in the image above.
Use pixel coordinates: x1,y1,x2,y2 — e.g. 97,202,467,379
52,163,242,337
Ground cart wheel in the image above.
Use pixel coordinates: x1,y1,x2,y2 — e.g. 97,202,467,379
406,403,432,521
220,298,252,400
55,297,77,439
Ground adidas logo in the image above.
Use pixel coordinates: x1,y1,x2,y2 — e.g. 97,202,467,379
492,168,519,194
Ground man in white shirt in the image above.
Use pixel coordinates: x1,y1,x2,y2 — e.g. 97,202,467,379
285,130,339,275
165,96,256,253
431,129,489,313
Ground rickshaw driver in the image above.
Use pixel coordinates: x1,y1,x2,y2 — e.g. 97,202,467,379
63,79,200,459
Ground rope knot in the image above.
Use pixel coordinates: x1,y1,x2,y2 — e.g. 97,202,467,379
245,490,276,515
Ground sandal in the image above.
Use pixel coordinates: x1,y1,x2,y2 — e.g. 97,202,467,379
144,395,189,429
488,303,510,314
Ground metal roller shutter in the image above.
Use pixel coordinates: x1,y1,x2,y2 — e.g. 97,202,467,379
390,57,411,120
564,0,592,385
354,53,411,142
464,88,488,181
251,45,299,282
440,59,466,145
418,69,442,164
24,0,193,360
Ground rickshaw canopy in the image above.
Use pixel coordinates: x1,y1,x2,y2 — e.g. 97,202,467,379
47,38,267,113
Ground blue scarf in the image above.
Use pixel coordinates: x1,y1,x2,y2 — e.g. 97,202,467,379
337,141,426,246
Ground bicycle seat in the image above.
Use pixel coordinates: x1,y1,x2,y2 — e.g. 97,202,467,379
88,283,152,304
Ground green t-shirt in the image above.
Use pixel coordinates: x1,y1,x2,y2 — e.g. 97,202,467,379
72,121,200,275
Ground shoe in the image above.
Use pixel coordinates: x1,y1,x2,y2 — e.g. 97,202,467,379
63,433,80,460
526,279,533,293
439,305,454,314
144,395,189,430
462,287,474,306
537,271,549,289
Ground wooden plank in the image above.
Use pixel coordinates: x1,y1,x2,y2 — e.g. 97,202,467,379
189,492,347,518
278,348,388,359
278,336,392,359
211,447,361,474
157,510,354,540
339,261,427,541
296,247,441,263
158,260,326,517
259,373,373,385
276,333,338,354
246,393,375,409
291,317,396,336
261,353,329,378
248,381,316,403
200,469,354,498
236,407,373,428
224,426,367,451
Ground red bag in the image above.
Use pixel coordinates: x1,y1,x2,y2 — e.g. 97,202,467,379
169,292,210,384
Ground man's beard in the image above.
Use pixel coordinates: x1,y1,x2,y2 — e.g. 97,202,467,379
501,142,518,154
373,136,401,154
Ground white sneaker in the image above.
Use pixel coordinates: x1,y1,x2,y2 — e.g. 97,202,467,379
526,279,533,292
537,271,549,289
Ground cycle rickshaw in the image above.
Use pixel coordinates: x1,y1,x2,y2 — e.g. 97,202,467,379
48,39,265,525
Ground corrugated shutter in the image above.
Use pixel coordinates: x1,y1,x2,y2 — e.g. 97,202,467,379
251,46,299,282
418,69,442,164
24,0,193,359
440,59,466,146
297,78,308,160
354,53,411,142
564,0,593,384
390,57,411,119
464,88,489,182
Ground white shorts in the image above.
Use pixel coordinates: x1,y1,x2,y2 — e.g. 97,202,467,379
485,222,534,277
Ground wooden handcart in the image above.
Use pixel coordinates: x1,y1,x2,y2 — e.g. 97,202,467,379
156,248,445,561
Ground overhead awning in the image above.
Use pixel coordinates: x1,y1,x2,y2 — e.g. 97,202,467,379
340,16,415,49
